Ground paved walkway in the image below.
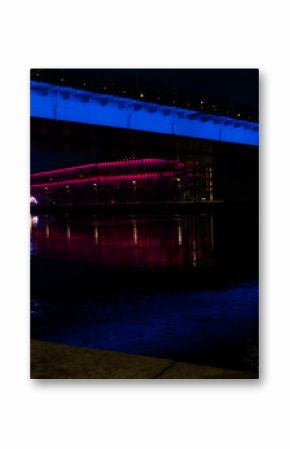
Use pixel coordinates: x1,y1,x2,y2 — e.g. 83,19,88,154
31,340,257,379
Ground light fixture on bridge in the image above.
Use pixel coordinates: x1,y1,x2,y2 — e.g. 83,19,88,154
30,196,38,205
31,216,39,226
148,106,157,113
162,109,171,116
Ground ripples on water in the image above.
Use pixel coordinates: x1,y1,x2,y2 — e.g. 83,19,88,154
30,213,258,371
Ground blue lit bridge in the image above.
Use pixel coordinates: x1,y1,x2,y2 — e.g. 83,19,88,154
31,81,258,147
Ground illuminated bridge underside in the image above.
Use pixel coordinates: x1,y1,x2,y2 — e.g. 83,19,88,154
31,82,258,147
31,158,210,205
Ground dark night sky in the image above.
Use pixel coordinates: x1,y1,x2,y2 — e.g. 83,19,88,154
32,69,258,108
110,69,259,107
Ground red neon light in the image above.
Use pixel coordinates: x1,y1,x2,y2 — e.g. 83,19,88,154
31,159,182,178
31,172,176,189
31,163,97,177
96,159,168,168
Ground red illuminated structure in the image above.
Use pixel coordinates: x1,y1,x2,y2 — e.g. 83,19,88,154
31,158,213,206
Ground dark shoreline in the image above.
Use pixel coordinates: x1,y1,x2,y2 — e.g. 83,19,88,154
31,340,258,379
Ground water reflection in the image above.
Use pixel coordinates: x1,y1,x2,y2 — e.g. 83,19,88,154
30,212,258,370
30,214,215,271
45,223,50,239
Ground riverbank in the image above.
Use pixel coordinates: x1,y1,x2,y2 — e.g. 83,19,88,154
31,340,257,379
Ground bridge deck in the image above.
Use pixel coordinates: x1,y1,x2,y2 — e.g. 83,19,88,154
31,81,258,147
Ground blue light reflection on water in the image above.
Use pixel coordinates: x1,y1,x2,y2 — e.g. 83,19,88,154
31,282,258,370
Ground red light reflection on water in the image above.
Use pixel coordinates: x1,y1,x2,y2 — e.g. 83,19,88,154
30,215,214,271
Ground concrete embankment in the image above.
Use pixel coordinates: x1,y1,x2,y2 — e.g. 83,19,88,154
31,340,257,379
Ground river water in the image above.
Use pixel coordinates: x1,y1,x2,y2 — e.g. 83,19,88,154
30,211,258,371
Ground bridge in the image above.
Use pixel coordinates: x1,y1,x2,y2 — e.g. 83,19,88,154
31,81,258,147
